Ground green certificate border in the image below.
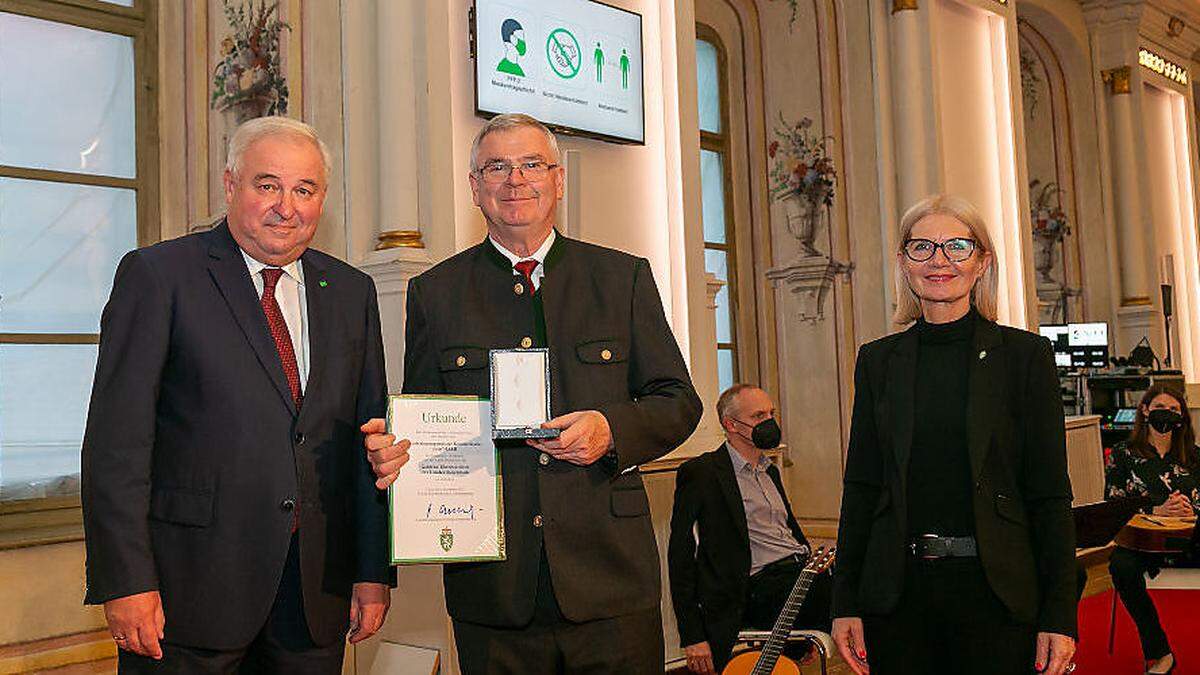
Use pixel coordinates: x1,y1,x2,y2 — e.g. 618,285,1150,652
387,394,506,565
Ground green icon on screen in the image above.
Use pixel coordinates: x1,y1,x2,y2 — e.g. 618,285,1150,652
620,49,630,89
546,28,581,79
497,18,527,77
594,42,604,83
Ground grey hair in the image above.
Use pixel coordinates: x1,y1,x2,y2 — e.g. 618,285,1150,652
893,194,999,324
716,384,759,424
226,116,332,181
469,113,561,171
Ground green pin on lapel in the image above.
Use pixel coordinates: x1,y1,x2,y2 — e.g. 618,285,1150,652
319,280,328,288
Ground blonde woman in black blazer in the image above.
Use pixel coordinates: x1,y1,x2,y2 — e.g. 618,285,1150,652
831,195,1078,675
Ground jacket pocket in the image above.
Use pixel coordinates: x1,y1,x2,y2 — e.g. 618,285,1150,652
576,338,628,365
438,346,489,372
611,487,650,517
994,493,1028,525
149,487,214,527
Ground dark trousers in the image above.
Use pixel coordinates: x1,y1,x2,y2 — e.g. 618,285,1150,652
118,534,344,675
1109,546,1172,660
862,558,1035,675
711,556,833,671
742,556,834,632
453,548,663,674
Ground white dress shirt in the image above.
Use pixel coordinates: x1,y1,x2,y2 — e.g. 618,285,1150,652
489,229,556,291
241,249,310,393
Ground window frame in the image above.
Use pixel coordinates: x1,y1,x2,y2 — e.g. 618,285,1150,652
697,24,740,388
0,0,158,545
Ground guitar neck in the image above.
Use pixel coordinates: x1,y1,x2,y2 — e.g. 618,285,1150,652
750,570,816,675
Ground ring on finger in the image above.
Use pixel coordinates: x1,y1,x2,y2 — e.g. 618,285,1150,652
1065,664,1076,674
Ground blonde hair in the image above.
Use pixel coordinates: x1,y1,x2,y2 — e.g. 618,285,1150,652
226,116,332,180
893,194,998,324
469,113,561,171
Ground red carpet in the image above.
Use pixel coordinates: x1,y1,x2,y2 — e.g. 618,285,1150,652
1076,590,1200,674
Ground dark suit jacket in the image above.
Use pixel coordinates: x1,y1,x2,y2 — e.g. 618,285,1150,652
668,445,809,658
832,314,1077,636
81,222,391,649
402,234,702,627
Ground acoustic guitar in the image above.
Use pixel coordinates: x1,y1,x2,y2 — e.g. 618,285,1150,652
722,546,837,675
1115,513,1196,553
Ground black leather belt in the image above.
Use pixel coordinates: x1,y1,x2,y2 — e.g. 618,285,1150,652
909,534,978,559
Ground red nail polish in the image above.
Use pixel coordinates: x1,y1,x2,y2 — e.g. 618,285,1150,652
1035,664,1043,671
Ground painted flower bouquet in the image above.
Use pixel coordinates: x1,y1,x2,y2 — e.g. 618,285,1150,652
768,115,836,256
1030,180,1070,240
211,0,290,122
1030,179,1070,285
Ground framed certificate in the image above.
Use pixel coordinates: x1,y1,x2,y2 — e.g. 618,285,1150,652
490,348,559,439
386,395,505,564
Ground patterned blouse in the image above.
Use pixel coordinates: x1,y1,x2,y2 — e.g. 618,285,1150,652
1104,441,1200,518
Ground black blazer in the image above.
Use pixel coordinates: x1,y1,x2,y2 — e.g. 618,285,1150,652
832,314,1077,636
668,445,809,657
81,223,390,649
402,234,702,627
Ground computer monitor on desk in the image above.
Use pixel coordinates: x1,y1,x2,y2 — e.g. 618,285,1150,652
1040,322,1109,369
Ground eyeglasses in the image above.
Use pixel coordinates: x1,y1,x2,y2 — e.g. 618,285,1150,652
475,160,559,184
902,237,977,263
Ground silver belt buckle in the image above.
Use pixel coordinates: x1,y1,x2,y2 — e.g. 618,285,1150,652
914,533,942,560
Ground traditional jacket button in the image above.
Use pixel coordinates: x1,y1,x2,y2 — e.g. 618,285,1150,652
280,499,296,511
456,355,467,367
533,514,544,528
601,349,612,361
521,336,533,348
539,452,551,466
514,283,525,295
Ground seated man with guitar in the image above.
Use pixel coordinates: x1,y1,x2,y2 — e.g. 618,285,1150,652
669,384,833,674
1105,384,1199,675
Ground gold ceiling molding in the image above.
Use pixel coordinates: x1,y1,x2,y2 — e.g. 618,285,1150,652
1101,66,1132,95
1138,47,1189,86
892,0,918,13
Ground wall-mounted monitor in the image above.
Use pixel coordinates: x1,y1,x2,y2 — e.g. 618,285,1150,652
473,0,645,145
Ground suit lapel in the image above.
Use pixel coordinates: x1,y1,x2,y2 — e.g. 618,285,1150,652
966,316,1004,482
887,326,919,497
713,447,750,548
206,222,298,416
299,253,331,419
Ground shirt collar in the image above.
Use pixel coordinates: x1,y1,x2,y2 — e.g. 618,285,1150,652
726,442,769,473
240,248,305,286
488,229,556,270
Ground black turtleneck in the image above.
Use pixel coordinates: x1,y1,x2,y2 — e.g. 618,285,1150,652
907,308,976,537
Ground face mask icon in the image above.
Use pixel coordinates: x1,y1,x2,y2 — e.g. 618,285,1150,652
498,19,527,77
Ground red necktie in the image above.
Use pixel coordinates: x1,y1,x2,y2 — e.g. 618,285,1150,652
260,268,302,408
514,259,539,292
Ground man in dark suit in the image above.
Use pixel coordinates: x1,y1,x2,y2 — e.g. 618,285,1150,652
363,113,702,674
668,384,831,674
81,116,392,673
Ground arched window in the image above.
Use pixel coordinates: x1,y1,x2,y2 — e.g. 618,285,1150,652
696,28,739,392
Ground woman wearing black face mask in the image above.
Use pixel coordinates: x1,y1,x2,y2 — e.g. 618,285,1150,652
1105,384,1200,674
